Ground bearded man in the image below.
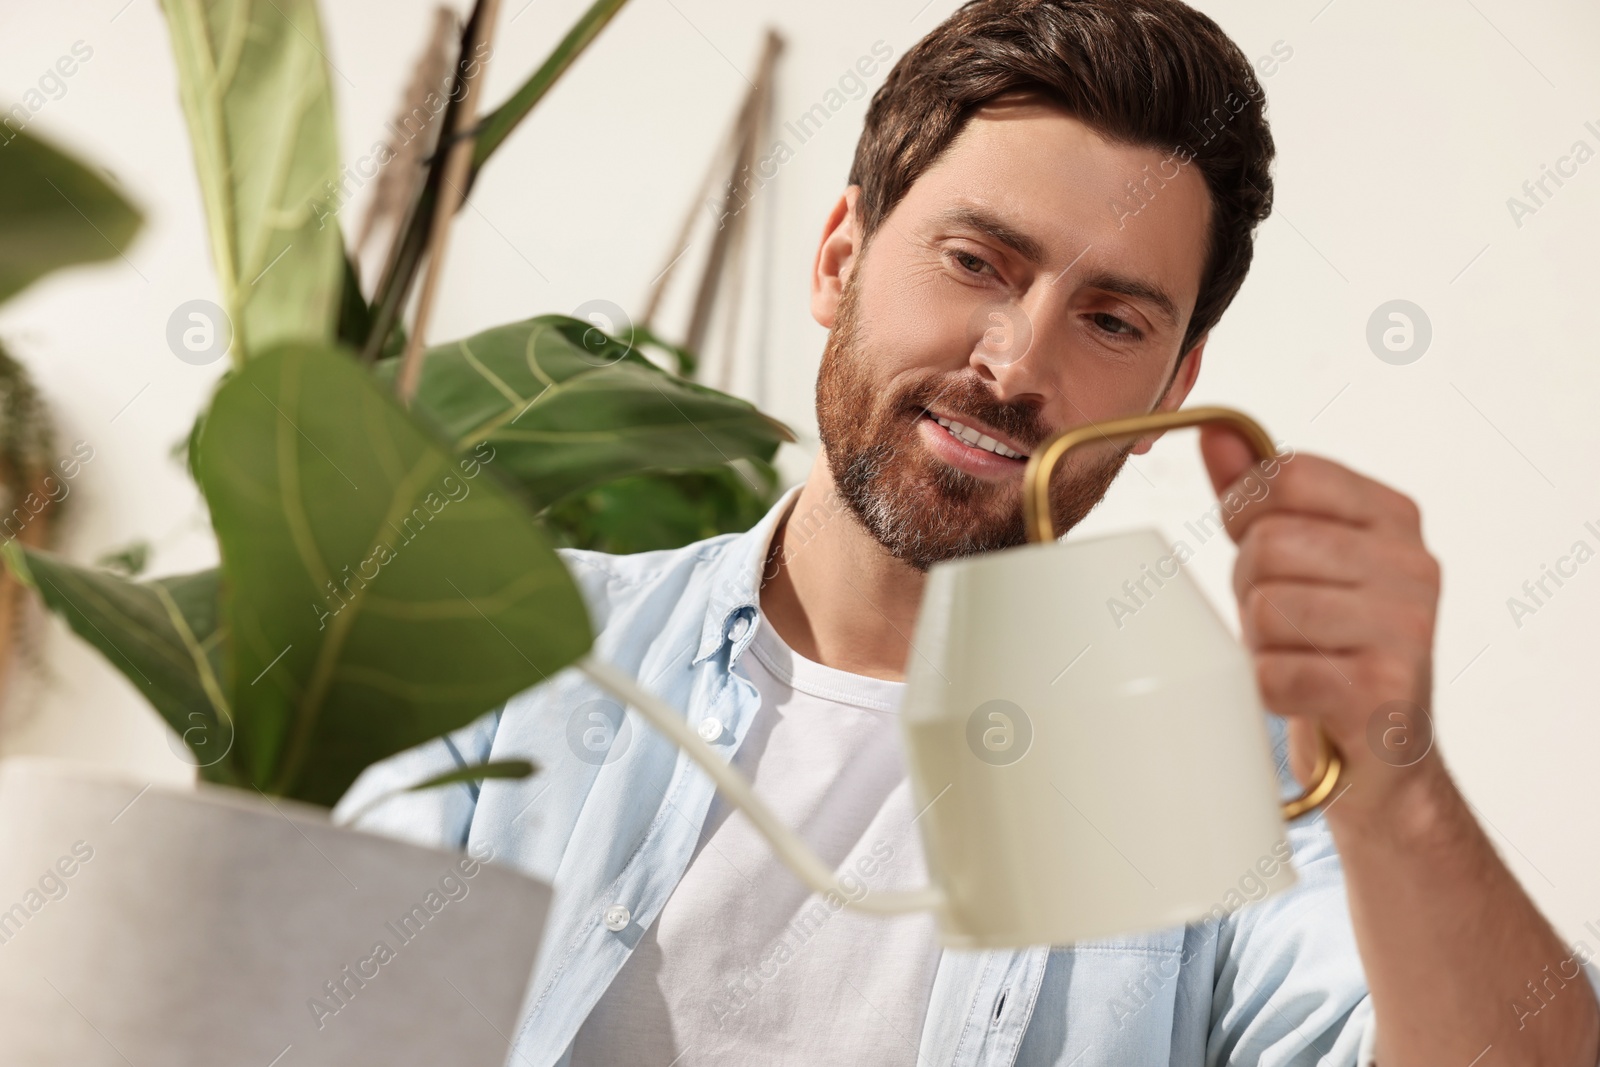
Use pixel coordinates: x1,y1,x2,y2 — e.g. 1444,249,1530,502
341,2,1600,1064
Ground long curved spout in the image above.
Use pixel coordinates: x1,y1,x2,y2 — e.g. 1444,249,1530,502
578,656,946,917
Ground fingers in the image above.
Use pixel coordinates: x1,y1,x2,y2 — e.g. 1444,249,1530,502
1252,650,1354,718
1238,581,1436,653
1252,649,1424,721
1199,433,1441,813
1200,440,1424,546
1232,513,1443,605
1199,422,1259,497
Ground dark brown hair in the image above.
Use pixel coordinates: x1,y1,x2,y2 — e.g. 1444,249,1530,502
848,0,1275,357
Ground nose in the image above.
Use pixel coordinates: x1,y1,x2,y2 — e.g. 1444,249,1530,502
967,293,1058,407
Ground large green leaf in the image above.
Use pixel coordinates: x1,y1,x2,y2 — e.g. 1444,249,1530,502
546,461,779,554
380,316,793,510
0,547,236,781
0,129,142,305
194,342,591,805
159,0,343,360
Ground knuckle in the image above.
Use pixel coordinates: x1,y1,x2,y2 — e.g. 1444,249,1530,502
1277,455,1308,483
1355,653,1413,700
1256,655,1312,708
1244,587,1277,638
1247,516,1299,574
1391,491,1422,529
1420,550,1443,591
1235,537,1267,583
1254,657,1287,705
1400,602,1435,646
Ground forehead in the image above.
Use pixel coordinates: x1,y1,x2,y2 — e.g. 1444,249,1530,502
887,98,1214,316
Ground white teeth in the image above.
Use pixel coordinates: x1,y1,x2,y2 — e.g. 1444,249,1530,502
930,414,1026,460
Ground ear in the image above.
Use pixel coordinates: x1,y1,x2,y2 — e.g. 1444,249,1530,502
811,186,863,329
1129,333,1207,456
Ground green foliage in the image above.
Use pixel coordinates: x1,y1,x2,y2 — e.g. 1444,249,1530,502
632,323,698,377
359,0,632,362
0,550,237,780
404,759,536,792
376,315,793,512
546,461,779,554
2,0,791,809
336,254,404,359
192,342,591,804
94,540,151,577
158,0,344,360
336,757,538,825
471,0,631,171
0,129,141,304
6,340,599,806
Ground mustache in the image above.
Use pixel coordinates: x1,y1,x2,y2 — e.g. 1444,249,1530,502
898,375,1052,453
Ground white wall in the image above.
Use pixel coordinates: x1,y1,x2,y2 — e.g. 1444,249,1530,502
3,0,1598,944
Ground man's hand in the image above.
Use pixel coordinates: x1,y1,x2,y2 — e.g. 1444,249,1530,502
1198,425,1443,823
1197,424,1600,1067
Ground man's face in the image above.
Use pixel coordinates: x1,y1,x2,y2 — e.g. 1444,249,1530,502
814,97,1214,569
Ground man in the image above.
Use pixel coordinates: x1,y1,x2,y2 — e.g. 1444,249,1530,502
340,1,1600,1063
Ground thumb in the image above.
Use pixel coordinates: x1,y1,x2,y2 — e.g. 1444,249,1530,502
1198,422,1261,498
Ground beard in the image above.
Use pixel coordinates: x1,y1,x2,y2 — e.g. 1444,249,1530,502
814,275,1133,572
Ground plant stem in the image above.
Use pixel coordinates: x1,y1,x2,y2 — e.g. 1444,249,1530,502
361,0,632,366
359,5,482,367
469,0,632,172
394,0,503,407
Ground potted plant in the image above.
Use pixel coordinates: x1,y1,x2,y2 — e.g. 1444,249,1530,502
0,1,789,1063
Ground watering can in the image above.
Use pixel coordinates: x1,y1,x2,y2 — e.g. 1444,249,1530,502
579,407,1342,949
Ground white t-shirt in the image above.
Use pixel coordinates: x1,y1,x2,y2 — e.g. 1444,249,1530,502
570,615,943,1066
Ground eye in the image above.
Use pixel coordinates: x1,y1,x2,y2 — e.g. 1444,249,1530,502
1090,312,1142,340
947,249,996,278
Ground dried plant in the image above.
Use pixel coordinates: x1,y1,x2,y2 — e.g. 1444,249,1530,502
355,6,460,260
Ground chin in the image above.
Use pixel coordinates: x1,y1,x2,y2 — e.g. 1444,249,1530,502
850,469,1031,572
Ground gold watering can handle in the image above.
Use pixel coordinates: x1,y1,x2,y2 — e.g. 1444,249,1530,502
1022,405,1342,820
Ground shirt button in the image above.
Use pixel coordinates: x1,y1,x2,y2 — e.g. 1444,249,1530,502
728,615,750,642
603,904,631,931
697,717,724,743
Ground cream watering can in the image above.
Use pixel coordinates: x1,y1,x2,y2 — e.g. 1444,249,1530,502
579,407,1342,949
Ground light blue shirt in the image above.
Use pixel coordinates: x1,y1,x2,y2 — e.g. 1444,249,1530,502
337,486,1595,1066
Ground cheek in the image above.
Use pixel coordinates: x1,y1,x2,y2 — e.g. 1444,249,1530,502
855,263,982,378
1034,347,1178,430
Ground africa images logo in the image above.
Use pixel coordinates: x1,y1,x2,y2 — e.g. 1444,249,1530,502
966,699,1033,766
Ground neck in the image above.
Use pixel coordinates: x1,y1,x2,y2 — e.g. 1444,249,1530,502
759,456,927,681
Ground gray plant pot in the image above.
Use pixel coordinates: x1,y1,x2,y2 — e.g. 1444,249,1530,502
0,758,549,1066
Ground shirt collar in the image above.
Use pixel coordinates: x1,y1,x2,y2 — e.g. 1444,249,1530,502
692,483,803,666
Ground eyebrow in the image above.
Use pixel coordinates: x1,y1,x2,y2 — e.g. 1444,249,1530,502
1073,268,1183,331
933,206,1183,332
934,206,1048,265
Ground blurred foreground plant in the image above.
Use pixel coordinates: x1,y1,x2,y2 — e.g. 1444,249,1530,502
1,0,790,805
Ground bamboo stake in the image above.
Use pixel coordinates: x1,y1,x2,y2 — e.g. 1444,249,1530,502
395,0,503,407
684,30,783,360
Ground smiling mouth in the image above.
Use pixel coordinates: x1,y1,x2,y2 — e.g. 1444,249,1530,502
921,409,1030,460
